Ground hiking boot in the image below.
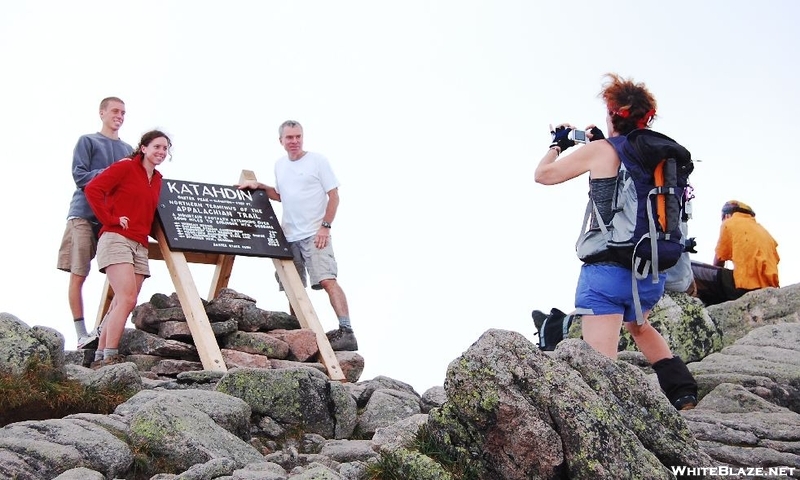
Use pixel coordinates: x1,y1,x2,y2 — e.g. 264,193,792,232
326,327,358,351
90,354,127,369
77,328,100,350
674,395,697,411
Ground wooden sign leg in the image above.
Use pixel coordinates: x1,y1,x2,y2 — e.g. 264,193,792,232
154,225,227,372
274,258,346,382
208,254,235,301
95,279,114,330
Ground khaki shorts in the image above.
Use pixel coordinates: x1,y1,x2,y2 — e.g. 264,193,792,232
96,232,150,277
278,235,338,291
57,218,97,276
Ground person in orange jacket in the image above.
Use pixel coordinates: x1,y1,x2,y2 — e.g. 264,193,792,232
691,200,779,305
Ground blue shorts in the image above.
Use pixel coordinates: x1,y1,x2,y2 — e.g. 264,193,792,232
575,263,665,322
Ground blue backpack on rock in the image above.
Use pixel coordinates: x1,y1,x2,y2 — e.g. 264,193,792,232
575,129,694,322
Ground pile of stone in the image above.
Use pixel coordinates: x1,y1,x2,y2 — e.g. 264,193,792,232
90,288,364,383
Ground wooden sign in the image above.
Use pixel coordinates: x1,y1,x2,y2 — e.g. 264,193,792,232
157,178,293,259
96,172,346,381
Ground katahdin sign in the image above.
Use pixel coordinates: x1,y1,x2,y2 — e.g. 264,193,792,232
157,178,292,259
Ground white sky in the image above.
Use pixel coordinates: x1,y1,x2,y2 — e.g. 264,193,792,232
1,1,798,394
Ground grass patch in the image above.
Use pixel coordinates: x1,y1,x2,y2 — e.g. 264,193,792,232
0,356,135,427
365,449,414,480
412,424,483,480
365,424,484,480
128,443,182,480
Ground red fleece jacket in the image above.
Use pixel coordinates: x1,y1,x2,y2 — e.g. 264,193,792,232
84,157,162,246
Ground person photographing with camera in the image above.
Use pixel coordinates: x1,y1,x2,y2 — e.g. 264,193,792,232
533,73,698,411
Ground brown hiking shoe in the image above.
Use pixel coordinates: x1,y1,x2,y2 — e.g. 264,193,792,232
90,354,128,369
326,327,358,351
674,395,697,411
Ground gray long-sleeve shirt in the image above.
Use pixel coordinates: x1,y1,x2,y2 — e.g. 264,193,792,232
66,132,133,221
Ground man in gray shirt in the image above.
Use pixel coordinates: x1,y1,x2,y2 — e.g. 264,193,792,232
56,97,133,349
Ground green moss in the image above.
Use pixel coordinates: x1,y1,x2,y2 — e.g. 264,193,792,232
366,447,453,480
479,390,499,411
590,405,610,422
129,417,169,442
217,370,304,418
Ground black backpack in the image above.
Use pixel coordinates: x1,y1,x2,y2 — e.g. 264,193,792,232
532,308,573,351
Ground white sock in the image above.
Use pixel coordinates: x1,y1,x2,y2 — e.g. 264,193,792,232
103,348,119,359
74,318,88,337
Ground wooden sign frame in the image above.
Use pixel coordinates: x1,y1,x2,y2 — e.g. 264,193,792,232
95,170,346,381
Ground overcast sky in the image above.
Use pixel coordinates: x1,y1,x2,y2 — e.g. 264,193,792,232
1,0,798,394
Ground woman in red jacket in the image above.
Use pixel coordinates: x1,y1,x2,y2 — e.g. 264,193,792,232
84,129,170,367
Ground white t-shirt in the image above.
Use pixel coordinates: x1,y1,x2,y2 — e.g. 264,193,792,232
274,151,340,242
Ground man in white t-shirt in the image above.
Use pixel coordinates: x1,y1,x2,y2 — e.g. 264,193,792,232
237,120,357,351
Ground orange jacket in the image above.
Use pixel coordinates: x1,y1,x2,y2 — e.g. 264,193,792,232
715,212,779,289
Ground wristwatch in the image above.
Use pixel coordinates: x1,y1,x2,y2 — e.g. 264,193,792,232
321,221,332,229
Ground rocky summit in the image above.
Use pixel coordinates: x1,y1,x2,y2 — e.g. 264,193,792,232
1,284,799,479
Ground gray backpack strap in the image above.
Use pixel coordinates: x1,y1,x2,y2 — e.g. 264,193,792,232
562,314,574,339
594,201,608,235
631,237,653,325
578,199,591,238
576,198,608,246
631,267,646,325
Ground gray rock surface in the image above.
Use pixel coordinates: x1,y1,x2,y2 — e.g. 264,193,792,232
707,283,800,347
356,388,422,436
3,284,800,478
420,385,447,413
216,367,353,439
428,329,713,479
0,312,58,375
127,394,264,471
0,417,134,479
690,323,800,413
115,389,253,439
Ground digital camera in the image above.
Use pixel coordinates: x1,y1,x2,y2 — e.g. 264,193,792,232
568,129,587,143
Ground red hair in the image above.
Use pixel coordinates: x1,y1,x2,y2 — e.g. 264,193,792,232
599,73,658,134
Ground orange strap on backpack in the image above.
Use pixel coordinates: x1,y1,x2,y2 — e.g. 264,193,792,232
653,161,667,231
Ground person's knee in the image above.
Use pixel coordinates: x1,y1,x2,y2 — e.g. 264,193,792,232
625,320,653,337
581,314,623,359
69,273,88,288
318,278,337,291
626,322,659,346
624,322,640,337
113,293,138,312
